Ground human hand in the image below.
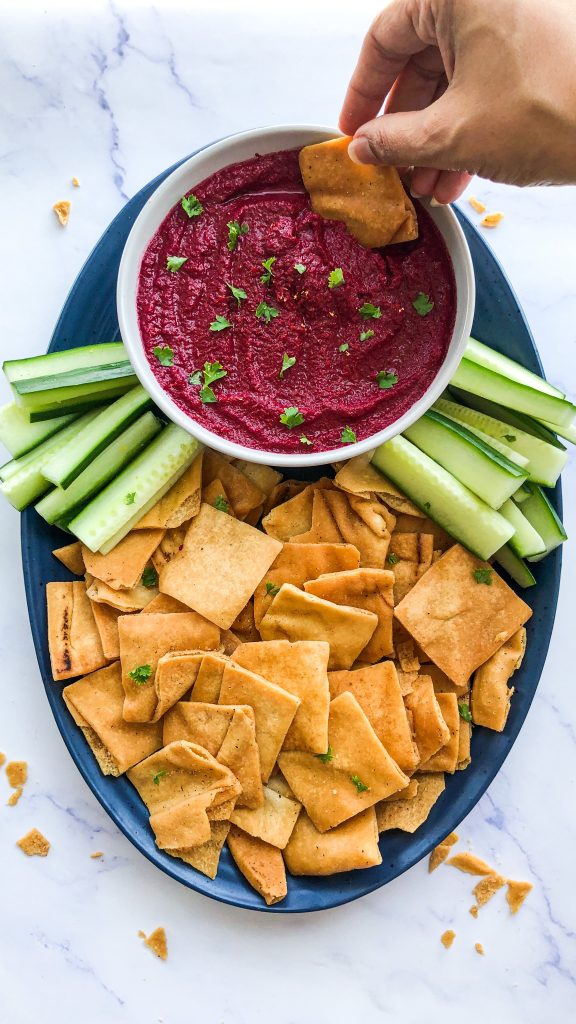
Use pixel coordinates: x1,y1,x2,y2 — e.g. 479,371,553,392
340,0,576,203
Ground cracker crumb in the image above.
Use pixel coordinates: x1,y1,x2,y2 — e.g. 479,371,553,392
506,879,533,914
17,828,50,857
90,851,103,859
447,852,494,876
429,831,459,872
137,930,146,938
6,760,27,788
441,929,456,949
469,904,479,918
0,751,5,767
7,786,23,807
480,212,504,229
468,196,487,214
475,942,485,955
53,200,71,226
72,176,80,187
473,872,506,906
142,926,168,960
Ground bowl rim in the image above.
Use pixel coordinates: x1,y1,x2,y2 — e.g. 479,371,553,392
117,123,476,467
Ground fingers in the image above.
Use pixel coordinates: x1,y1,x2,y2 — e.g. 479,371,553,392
384,48,446,117
432,169,472,203
348,93,460,170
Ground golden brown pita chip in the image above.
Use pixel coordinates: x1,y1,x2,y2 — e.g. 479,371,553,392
389,533,434,603
446,852,494,876
63,663,163,775
279,692,408,831
290,489,393,568
425,662,470,696
396,638,420,673
232,640,330,754
82,530,165,590
456,693,472,771
52,541,85,576
89,599,122,661
299,136,418,248
17,828,50,857
334,454,420,515
219,662,300,781
134,452,203,529
119,611,220,722
230,786,301,848
47,581,108,681
150,526,188,573
260,584,377,671
152,651,206,721
404,675,450,763
202,449,265,520
267,770,295,800
190,652,230,703
471,627,526,731
284,808,381,875
202,478,234,516
262,479,309,517
329,662,418,773
232,461,282,499
86,575,158,612
473,873,506,906
304,568,394,662
227,825,287,905
231,601,260,643
141,593,190,615
261,479,334,540
376,772,445,832
506,879,533,914
428,832,459,872
382,778,419,802
254,542,360,627
142,927,168,960
159,503,282,629
419,692,460,773
393,514,453,550
173,820,231,879
395,546,532,686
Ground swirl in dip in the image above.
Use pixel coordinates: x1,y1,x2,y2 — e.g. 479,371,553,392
137,149,456,453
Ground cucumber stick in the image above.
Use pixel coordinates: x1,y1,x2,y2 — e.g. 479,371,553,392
519,485,567,562
371,436,514,560
0,403,78,458
69,423,202,553
465,338,564,398
451,359,576,428
42,385,152,488
35,411,162,527
448,388,565,446
403,410,527,509
3,342,128,384
434,397,568,486
537,417,576,444
493,545,537,588
19,380,136,419
499,499,546,558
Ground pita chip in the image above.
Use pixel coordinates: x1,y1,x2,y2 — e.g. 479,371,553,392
329,662,419,773
418,692,460,773
219,662,300,781
202,479,234,515
52,541,85,576
404,675,450,763
86,574,158,612
392,514,454,551
82,529,165,590
47,581,108,680
119,611,220,722
261,478,334,540
446,852,495,876
376,772,445,832
90,599,122,660
150,526,188,573
141,593,190,615
202,449,265,519
456,693,472,770
232,460,282,499
230,785,301,848
506,879,533,914
299,136,418,248
425,662,470,696
395,545,532,686
284,808,381,875
290,489,393,568
305,568,394,661
279,692,409,831
227,825,287,905
152,651,207,721
134,452,203,528
254,542,360,627
388,532,434,603
428,831,459,872
159,503,282,629
267,770,296,800
259,583,378,671
471,627,526,731
335,455,420,515
231,601,260,644
174,820,231,878
382,778,419,802
232,640,330,753
473,873,506,906
190,652,230,703
63,663,163,775
262,478,309,517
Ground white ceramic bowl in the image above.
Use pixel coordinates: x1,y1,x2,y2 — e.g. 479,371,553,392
117,124,475,468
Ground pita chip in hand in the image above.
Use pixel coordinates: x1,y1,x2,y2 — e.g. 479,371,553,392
284,808,381,875
47,581,108,681
304,567,394,661
227,825,287,905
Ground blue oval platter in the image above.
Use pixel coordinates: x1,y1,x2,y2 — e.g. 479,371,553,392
20,150,562,913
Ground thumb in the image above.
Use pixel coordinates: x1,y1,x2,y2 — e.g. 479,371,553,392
348,97,463,171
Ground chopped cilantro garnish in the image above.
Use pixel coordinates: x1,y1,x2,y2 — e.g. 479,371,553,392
340,426,357,444
280,406,305,429
227,282,247,307
423,501,431,510
279,353,296,379
299,434,312,446
129,664,152,686
260,256,276,284
153,344,174,366
227,220,248,251
359,302,381,320
376,370,398,389
473,568,493,585
181,193,203,218
316,746,334,764
328,267,345,289
214,494,229,513
387,552,400,565
152,769,169,785
256,301,279,323
209,315,232,332
125,492,136,505
265,582,280,597
360,329,374,341
350,774,369,793
188,370,202,386
458,702,473,723
166,255,188,272
412,292,434,316
141,567,158,588
294,262,306,275
503,434,517,443
189,361,228,404
339,343,350,353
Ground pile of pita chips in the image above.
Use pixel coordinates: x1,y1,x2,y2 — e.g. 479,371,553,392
48,443,533,905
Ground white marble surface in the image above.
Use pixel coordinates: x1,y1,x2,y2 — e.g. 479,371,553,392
0,2,575,1021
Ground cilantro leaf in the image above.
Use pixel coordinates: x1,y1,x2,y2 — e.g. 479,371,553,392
214,494,229,513
209,315,232,332
316,746,334,764
360,329,374,341
279,353,296,379
387,552,400,565
340,426,357,444
339,343,349,353
152,769,169,785
166,255,188,272
190,361,228,404
458,702,473,723
423,501,431,510
376,370,399,390
153,344,174,367
129,664,152,686
473,568,493,585
141,567,158,588
125,492,136,505
188,370,202,386
412,292,434,316
294,263,306,275
227,282,247,307
181,193,203,218
328,267,344,289
359,302,381,320
256,301,279,323
265,582,280,597
299,434,312,446
260,256,276,284
350,774,369,793
280,406,305,429
503,434,516,443
227,220,249,251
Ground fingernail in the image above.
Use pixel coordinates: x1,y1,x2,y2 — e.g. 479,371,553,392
348,136,375,165
430,197,447,207
410,188,423,198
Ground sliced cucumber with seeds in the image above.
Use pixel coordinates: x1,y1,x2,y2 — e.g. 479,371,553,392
450,359,576,429
536,417,576,444
0,403,78,458
448,388,565,447
518,485,567,562
465,338,564,397
3,342,129,386
19,380,137,420
499,498,546,558
493,544,537,588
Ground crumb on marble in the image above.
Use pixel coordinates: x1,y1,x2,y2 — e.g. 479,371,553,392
429,831,459,872
506,879,533,914
17,828,50,857
469,905,479,918
53,200,71,226
0,751,6,767
440,929,456,949
7,787,23,807
6,760,27,788
72,177,80,187
475,942,485,956
141,926,168,960
90,851,103,859
446,852,494,876
468,196,487,214
473,872,506,906
480,212,504,229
